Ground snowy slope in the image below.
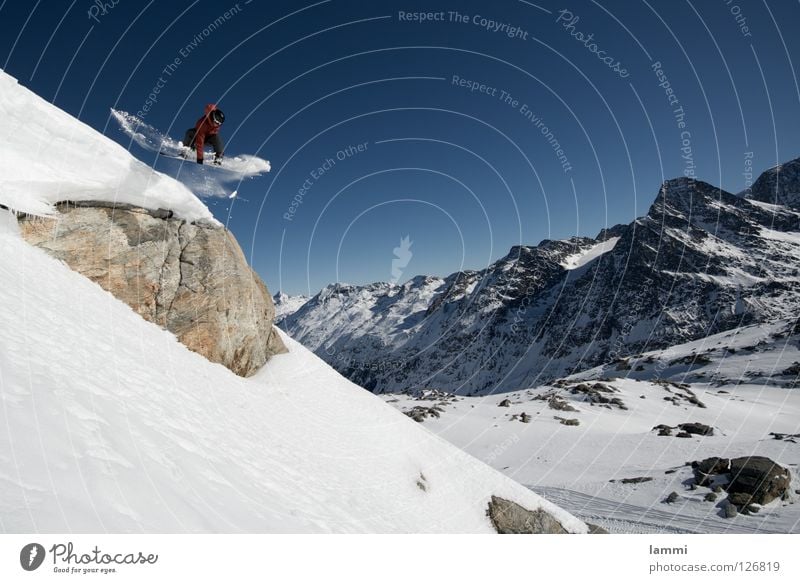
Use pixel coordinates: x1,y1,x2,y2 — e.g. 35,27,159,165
0,69,213,222
380,323,800,533
560,237,620,270
0,210,584,533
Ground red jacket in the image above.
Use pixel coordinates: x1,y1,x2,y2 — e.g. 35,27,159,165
194,103,221,162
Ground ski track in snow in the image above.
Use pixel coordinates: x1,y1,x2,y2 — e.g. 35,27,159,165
530,487,791,534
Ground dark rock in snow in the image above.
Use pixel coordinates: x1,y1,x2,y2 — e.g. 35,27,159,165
727,456,791,506
781,362,800,376
722,500,738,518
548,396,578,412
695,457,730,474
404,405,443,423
619,477,653,484
678,422,713,436
769,432,800,441
693,457,730,487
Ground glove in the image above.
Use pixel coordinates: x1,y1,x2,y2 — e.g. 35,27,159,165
197,158,204,165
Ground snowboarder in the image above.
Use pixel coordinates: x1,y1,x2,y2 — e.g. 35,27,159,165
182,104,225,165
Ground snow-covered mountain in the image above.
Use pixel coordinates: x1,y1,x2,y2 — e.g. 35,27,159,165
279,170,800,395
0,69,585,533
273,291,311,321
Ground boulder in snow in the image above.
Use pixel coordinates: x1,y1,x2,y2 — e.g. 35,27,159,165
678,422,714,436
486,496,568,534
727,456,791,506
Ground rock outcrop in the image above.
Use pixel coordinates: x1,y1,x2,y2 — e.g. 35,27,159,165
19,202,285,376
486,496,568,534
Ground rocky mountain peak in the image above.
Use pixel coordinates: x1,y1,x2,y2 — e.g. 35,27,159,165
661,176,697,194
651,177,717,215
317,282,355,298
747,156,800,209
596,223,628,241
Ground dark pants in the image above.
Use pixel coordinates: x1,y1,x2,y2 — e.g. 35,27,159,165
183,128,224,158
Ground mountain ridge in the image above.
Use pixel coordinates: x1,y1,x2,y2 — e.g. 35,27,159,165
278,161,800,395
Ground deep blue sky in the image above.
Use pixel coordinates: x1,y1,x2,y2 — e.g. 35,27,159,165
2,0,799,295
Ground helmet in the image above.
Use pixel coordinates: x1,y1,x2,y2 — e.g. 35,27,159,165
211,108,225,126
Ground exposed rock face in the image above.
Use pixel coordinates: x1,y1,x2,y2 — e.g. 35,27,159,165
746,158,800,209
19,202,285,376
486,496,568,534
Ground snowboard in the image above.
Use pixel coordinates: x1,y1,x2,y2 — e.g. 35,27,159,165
160,147,223,166
159,148,270,174
111,109,271,175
